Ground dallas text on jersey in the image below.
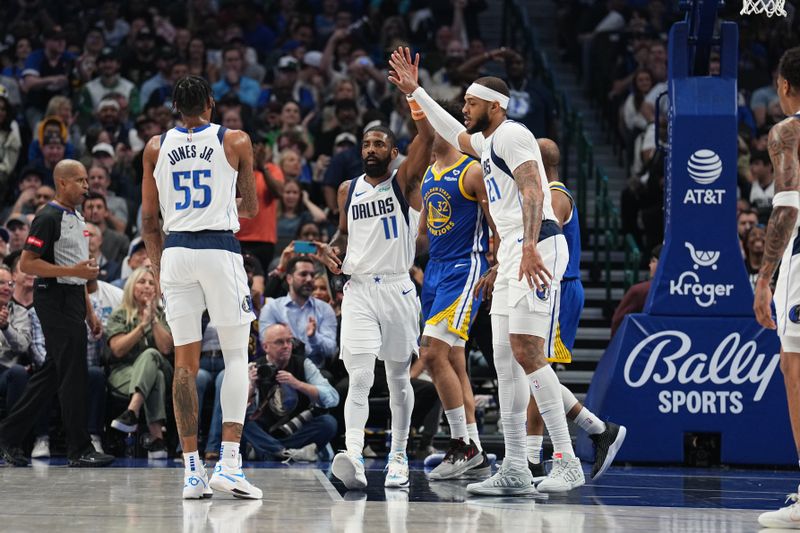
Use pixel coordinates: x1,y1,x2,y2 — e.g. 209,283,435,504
351,197,395,220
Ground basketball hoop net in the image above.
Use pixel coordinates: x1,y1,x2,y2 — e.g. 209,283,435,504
740,0,787,17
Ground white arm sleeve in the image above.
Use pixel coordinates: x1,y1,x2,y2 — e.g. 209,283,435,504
410,87,466,150
772,191,800,210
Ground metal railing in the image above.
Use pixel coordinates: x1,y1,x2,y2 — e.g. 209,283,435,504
502,0,639,307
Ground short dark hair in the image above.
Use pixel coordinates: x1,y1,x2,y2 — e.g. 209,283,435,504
738,208,758,219
82,191,107,208
750,150,771,166
286,256,315,275
473,76,510,98
438,100,463,122
172,75,213,117
779,46,800,91
363,125,396,149
222,44,243,61
651,244,662,260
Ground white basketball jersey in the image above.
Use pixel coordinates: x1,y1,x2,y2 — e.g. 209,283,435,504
153,123,239,233
341,172,419,275
470,120,556,242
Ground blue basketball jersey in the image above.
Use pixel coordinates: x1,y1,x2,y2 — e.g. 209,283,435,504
421,155,489,260
550,181,581,280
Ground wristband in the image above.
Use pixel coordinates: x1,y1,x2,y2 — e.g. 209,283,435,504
408,99,425,120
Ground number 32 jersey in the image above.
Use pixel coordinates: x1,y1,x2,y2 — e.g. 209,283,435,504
341,171,419,276
153,123,240,234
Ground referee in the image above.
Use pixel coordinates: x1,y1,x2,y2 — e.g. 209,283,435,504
0,160,114,467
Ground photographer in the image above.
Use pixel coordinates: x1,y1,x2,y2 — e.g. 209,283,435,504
242,323,338,461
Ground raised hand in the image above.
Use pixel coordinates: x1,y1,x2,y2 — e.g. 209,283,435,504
388,46,421,95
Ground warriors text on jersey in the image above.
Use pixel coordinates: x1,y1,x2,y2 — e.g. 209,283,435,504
153,123,239,233
341,171,419,275
421,154,489,260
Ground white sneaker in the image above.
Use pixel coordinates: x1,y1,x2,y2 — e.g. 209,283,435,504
384,451,409,488
31,437,50,459
759,486,800,529
209,456,263,499
331,451,367,490
183,466,213,500
537,452,586,493
466,461,540,497
282,443,318,462
90,434,104,454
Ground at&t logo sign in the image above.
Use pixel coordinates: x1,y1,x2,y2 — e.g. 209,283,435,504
683,149,726,205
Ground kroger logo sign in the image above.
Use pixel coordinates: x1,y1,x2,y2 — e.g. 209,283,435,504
687,149,723,185
668,242,733,307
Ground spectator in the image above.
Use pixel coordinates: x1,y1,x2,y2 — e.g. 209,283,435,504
745,225,766,290
28,115,75,163
186,37,219,84
621,69,654,160
82,192,129,264
738,208,759,244
106,267,174,459
0,264,32,421
140,46,176,107
79,47,140,122
5,215,29,254
0,228,9,262
31,132,66,185
429,40,468,101
749,150,774,216
502,50,558,140
145,61,190,110
1,37,32,88
120,27,158,86
243,324,339,461
314,99,360,158
212,45,260,109
93,98,131,148
85,222,120,283
237,143,285,272
276,178,327,253
95,1,131,47
113,238,151,289
43,96,82,155
259,257,338,368
0,95,21,198
611,244,661,336
21,27,75,128
87,163,127,232
751,67,780,129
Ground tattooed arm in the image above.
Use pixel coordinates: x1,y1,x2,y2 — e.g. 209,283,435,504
754,119,800,329
316,180,350,274
515,161,552,288
141,136,164,289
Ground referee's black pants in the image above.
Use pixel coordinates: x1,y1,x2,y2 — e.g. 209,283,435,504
0,285,92,460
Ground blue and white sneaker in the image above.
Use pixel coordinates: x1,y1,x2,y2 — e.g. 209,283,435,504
332,451,367,490
384,451,409,488
209,455,263,499
183,465,213,499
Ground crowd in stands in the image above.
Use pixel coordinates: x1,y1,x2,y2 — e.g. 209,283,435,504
0,0,564,462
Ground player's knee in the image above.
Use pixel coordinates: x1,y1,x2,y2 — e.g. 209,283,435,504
781,351,800,381
419,340,448,375
349,366,375,391
509,334,546,364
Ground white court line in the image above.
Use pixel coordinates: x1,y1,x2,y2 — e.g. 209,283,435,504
314,469,344,502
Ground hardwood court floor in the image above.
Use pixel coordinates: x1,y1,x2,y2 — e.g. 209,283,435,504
0,458,790,532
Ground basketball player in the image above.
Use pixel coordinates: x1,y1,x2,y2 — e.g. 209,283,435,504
754,46,800,529
526,139,626,482
418,100,498,481
390,50,583,495
316,48,433,490
141,76,262,499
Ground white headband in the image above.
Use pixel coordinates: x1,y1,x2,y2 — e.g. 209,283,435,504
466,83,509,109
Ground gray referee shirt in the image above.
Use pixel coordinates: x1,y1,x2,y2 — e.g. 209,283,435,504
24,203,89,286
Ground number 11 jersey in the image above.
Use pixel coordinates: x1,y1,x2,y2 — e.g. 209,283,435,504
154,123,240,234
341,172,419,276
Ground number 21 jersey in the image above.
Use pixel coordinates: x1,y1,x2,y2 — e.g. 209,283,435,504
153,123,239,233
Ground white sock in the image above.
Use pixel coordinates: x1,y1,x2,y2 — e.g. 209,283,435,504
220,441,239,467
184,451,201,472
466,422,483,452
527,435,543,464
445,406,468,441
345,428,365,456
574,407,606,435
502,411,528,470
528,366,574,457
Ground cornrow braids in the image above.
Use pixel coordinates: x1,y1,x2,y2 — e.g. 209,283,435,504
172,75,212,117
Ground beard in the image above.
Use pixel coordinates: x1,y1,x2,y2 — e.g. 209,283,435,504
363,155,391,177
466,112,491,134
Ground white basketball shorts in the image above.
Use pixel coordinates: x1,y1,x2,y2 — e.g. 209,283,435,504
774,234,800,353
160,232,255,345
491,228,568,352
340,273,421,362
